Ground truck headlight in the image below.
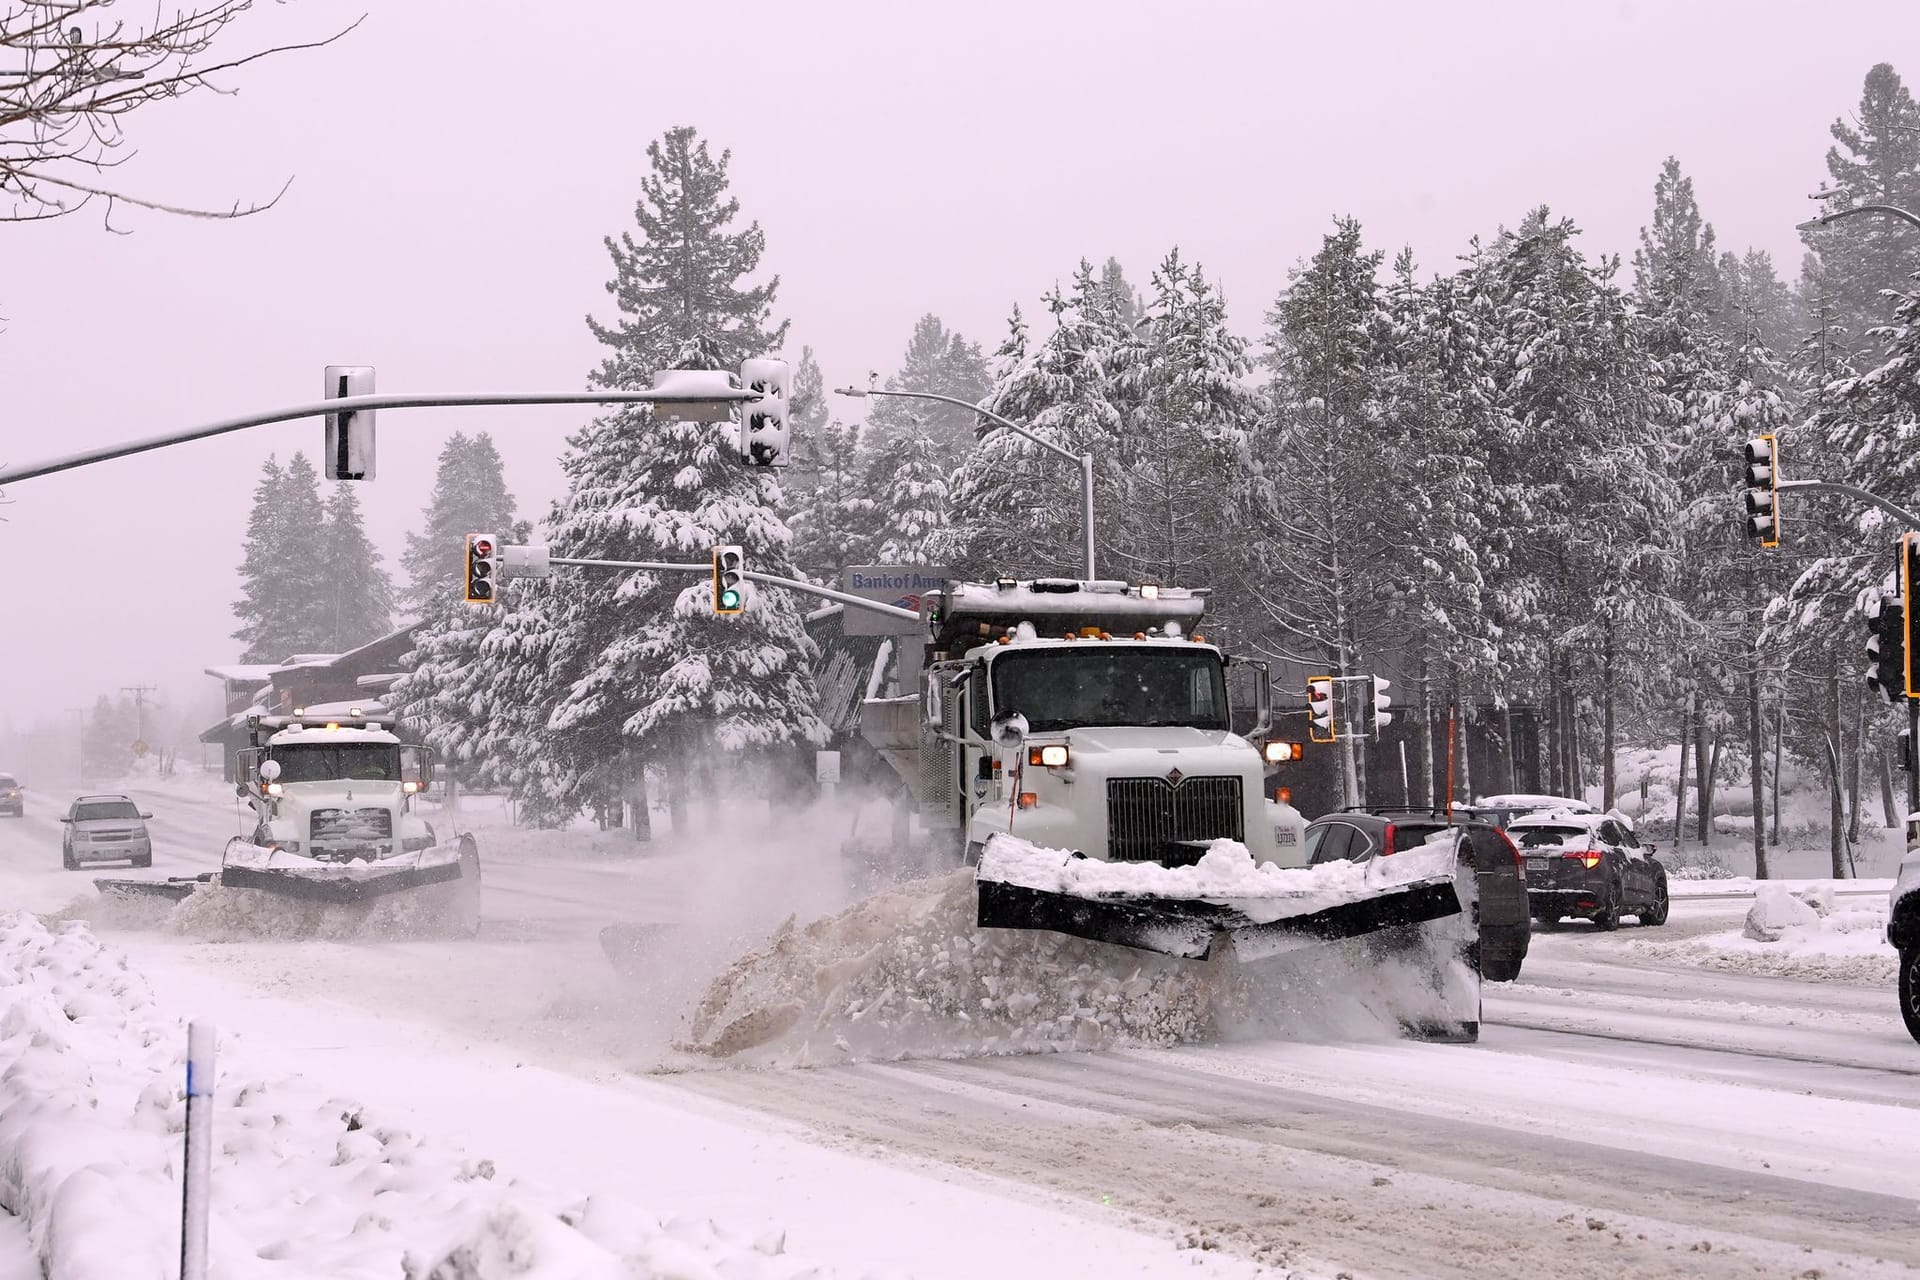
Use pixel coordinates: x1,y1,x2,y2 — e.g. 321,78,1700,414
1027,744,1069,767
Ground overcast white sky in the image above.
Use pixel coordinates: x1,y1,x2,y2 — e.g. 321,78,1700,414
3,0,1918,735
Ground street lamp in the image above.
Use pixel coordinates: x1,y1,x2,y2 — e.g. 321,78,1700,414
1797,191,1920,234
833,385,1098,580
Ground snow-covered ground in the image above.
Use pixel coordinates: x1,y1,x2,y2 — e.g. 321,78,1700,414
2,774,1918,1279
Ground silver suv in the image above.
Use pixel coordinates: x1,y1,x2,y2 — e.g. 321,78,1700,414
0,773,21,818
62,794,153,869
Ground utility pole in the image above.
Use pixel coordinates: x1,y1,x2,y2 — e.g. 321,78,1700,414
121,684,157,750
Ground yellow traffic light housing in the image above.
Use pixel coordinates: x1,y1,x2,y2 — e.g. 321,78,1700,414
713,544,746,615
464,532,500,604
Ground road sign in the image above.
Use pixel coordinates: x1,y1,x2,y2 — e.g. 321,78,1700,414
131,739,149,757
815,750,842,785
841,566,947,636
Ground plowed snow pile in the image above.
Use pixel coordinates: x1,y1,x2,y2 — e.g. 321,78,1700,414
0,912,845,1280
680,870,1466,1065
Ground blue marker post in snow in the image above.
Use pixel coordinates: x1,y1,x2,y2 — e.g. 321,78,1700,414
181,1022,215,1280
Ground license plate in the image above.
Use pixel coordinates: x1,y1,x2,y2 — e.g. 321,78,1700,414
1526,858,1548,873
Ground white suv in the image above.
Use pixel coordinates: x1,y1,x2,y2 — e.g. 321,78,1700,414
61,794,153,869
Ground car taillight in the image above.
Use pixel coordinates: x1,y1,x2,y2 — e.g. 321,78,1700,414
1561,845,1602,869
1381,822,1398,855
1497,829,1523,867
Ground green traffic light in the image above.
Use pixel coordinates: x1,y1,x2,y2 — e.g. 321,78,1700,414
719,589,742,610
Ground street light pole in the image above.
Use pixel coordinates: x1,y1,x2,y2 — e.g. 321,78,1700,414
834,386,1097,580
1797,202,1920,234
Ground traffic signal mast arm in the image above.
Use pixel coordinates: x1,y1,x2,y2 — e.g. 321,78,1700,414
0,388,771,487
543,555,921,624
1775,478,1920,532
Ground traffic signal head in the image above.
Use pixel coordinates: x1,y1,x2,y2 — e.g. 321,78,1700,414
1904,533,1920,701
465,532,500,604
1307,677,1336,743
713,544,746,614
1368,676,1393,732
1867,593,1906,704
739,358,792,468
1742,436,1778,547
324,365,376,481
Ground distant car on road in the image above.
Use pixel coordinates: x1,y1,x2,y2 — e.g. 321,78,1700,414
1304,809,1531,982
1507,810,1668,930
61,794,153,869
0,773,21,817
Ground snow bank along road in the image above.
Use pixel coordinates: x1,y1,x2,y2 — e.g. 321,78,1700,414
2,780,1918,1280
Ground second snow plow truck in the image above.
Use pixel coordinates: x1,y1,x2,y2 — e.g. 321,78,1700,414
97,711,482,937
861,577,1478,1037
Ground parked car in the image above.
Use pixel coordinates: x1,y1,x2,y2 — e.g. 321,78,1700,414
61,794,153,869
1460,793,1598,831
0,773,21,818
1505,810,1668,930
1304,809,1531,982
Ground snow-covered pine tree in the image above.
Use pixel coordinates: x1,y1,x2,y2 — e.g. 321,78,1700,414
938,265,1134,578
784,347,829,501
868,425,949,564
1802,63,1920,362
316,481,395,651
790,416,877,577
399,433,518,616
1467,210,1678,805
509,126,818,829
1108,249,1256,592
232,452,331,663
863,313,992,469
1371,252,1501,799
391,433,522,782
1633,159,1741,818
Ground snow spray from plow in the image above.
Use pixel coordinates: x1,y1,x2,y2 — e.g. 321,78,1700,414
657,835,1480,1063
92,834,483,941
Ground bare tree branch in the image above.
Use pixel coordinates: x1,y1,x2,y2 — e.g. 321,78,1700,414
0,2,361,223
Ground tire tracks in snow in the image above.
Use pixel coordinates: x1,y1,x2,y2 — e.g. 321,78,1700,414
669,1047,1920,1280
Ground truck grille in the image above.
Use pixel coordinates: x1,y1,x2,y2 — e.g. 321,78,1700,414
1106,776,1243,866
311,808,393,844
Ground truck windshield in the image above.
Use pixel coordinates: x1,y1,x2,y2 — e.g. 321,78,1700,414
991,648,1230,732
269,744,399,783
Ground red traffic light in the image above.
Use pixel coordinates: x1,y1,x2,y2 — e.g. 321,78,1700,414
472,537,494,558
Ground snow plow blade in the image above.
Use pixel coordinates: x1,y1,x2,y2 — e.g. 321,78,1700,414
218,857,466,905
975,876,1462,961
93,873,216,902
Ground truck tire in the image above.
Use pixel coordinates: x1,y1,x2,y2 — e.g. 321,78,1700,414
1901,946,1920,1045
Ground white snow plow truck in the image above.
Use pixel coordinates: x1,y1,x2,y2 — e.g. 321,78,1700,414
96,712,481,936
861,579,1471,985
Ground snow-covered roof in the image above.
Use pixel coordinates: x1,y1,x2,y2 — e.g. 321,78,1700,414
205,664,282,684
1475,793,1596,813
1506,809,1607,830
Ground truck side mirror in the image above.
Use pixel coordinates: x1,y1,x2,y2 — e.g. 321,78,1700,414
925,674,944,729
991,711,1029,751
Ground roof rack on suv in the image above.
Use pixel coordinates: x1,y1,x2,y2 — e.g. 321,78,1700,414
1340,805,1485,820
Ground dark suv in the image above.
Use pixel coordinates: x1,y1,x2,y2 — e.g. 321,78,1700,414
0,774,20,818
1505,811,1669,930
1304,809,1531,981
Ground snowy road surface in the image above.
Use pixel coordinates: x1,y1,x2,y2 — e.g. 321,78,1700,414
2,777,1917,1279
